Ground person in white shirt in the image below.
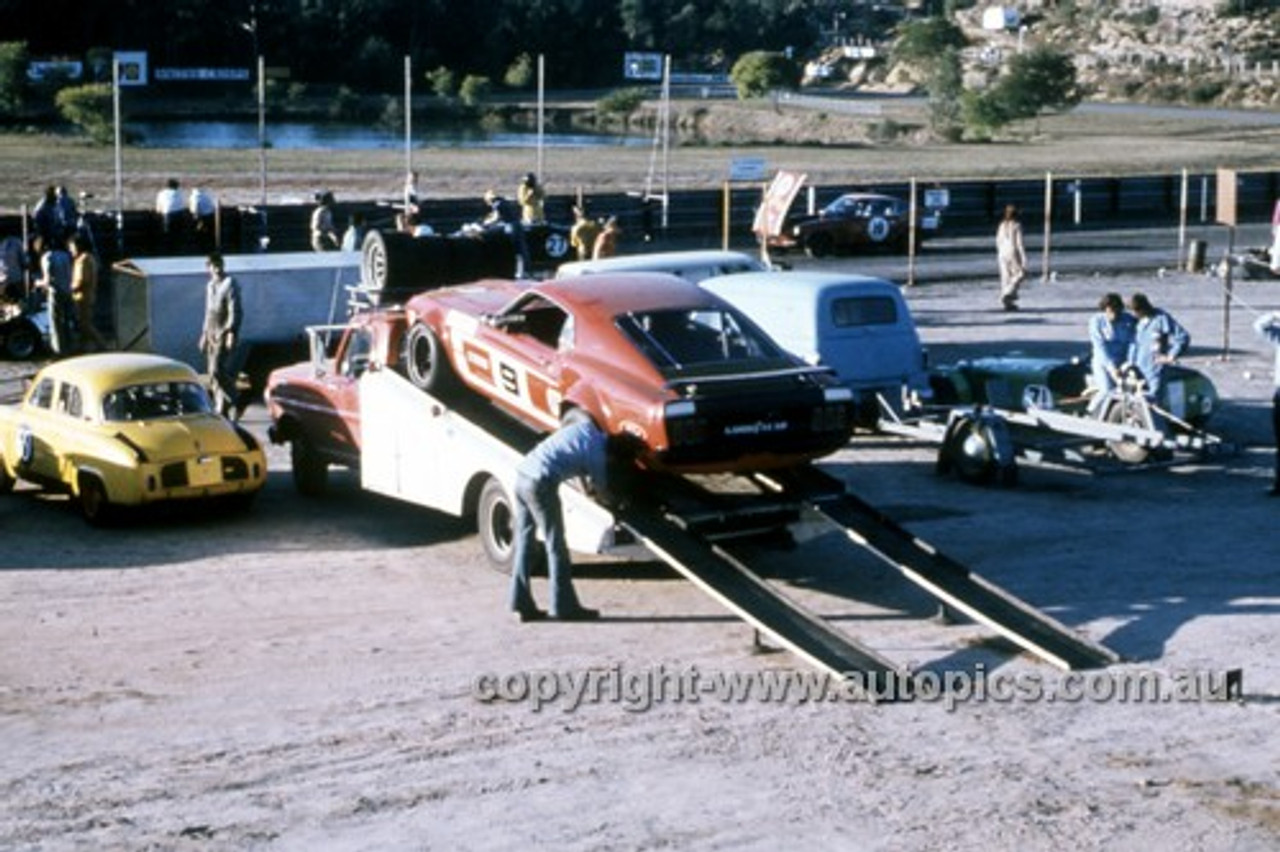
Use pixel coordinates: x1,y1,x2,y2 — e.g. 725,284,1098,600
155,178,185,251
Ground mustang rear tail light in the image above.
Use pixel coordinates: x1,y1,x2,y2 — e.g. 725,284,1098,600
811,403,850,432
665,400,710,447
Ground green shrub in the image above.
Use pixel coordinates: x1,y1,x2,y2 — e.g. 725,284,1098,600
426,66,456,98
459,74,491,107
596,87,647,115
0,41,28,116
55,83,113,144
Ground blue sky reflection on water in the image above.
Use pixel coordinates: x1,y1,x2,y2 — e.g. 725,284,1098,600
130,120,649,150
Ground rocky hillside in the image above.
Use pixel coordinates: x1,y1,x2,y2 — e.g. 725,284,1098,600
817,0,1278,109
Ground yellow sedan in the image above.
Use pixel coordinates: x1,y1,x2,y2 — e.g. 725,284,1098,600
0,353,267,524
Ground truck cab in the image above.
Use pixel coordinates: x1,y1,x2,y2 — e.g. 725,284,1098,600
264,307,407,493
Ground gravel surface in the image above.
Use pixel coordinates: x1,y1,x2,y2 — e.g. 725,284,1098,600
1,259,1277,851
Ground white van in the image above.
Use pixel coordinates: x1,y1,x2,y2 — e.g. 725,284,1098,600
556,249,766,283
700,271,928,419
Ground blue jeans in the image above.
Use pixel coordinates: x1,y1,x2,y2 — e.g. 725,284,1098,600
509,474,582,616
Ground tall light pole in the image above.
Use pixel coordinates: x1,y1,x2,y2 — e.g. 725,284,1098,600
240,4,266,208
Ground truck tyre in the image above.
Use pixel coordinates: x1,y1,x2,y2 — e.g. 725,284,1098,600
362,229,453,294
4,320,40,360
477,477,515,573
77,474,116,526
804,233,834,258
404,322,457,395
291,435,328,496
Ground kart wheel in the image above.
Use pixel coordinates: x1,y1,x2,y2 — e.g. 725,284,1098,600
1102,395,1154,464
804,233,834,258
0,461,13,494
291,435,328,496
77,474,116,526
477,477,515,574
404,322,457,395
4,321,39,360
939,414,1015,486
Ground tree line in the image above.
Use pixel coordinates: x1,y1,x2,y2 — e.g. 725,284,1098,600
0,0,897,93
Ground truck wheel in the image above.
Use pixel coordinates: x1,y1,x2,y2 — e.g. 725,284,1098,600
804,233,834,258
4,321,39,360
477,477,515,573
291,435,329,496
77,474,116,526
405,322,457,395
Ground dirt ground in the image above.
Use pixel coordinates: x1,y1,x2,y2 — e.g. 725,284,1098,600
1,259,1278,850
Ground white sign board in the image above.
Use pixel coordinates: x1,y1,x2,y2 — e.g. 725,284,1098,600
624,52,663,81
729,157,768,182
114,51,148,86
923,188,951,209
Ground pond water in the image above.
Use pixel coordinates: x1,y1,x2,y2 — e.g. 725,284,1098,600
129,120,650,150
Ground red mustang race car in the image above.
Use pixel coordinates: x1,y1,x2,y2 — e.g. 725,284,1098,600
401,273,856,474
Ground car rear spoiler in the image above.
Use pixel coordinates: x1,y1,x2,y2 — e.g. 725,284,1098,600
663,364,839,393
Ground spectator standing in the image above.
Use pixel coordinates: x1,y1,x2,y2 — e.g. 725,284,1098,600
310,191,339,252
569,205,600,261
156,178,185,251
35,236,75,356
510,416,619,622
69,234,108,352
1088,292,1137,399
995,204,1027,311
32,186,62,248
518,172,546,224
341,212,368,251
483,190,530,279
404,170,421,215
188,186,218,251
54,186,79,242
593,216,621,260
198,253,244,419
1253,311,1280,497
1128,292,1190,401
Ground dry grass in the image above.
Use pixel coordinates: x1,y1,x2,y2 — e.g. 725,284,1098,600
1,100,1276,213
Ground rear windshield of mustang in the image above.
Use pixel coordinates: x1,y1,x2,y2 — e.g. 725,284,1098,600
102,381,214,422
617,309,788,372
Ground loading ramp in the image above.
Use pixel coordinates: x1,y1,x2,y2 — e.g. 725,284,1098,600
756,465,1121,671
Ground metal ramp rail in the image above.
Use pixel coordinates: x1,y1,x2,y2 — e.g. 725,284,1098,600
756,465,1120,671
618,501,904,691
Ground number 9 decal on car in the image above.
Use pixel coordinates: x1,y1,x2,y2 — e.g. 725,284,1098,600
868,216,890,242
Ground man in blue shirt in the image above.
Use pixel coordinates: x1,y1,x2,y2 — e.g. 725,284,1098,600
1128,292,1190,401
1088,292,1137,401
510,415,614,622
1254,311,1280,497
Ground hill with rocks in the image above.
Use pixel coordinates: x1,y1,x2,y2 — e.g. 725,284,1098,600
808,0,1277,110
